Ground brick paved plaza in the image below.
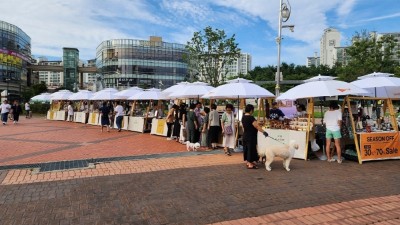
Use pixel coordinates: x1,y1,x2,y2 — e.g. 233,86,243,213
0,117,399,224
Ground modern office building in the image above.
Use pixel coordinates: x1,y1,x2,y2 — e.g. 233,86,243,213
320,28,341,68
306,52,320,67
0,20,31,101
224,53,252,78
95,36,188,89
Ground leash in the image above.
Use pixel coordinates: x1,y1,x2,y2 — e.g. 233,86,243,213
266,135,287,145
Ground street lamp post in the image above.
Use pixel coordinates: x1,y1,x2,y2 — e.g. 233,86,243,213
5,78,11,101
275,0,293,96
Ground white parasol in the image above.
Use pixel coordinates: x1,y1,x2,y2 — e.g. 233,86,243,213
162,82,190,94
90,89,119,100
50,90,73,100
202,78,274,99
31,93,52,102
168,82,214,99
277,75,369,100
128,88,169,100
114,87,143,99
350,72,400,98
68,90,94,101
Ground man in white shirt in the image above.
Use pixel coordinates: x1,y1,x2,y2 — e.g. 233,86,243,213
25,102,31,118
324,101,342,163
114,101,124,132
1,100,11,125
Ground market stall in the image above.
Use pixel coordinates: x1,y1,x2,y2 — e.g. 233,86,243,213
347,72,400,163
276,75,369,160
202,78,275,150
128,88,169,135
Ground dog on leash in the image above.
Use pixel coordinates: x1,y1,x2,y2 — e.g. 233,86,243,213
258,140,299,171
186,142,200,151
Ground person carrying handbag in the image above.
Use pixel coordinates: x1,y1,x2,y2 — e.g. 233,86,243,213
221,104,235,156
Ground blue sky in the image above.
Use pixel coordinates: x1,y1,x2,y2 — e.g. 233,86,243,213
1,0,399,68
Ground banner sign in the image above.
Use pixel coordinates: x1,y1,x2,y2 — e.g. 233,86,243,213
359,132,400,161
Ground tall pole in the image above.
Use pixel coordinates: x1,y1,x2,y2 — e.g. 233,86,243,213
276,0,283,97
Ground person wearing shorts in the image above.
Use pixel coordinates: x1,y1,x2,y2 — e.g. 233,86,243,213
324,101,342,163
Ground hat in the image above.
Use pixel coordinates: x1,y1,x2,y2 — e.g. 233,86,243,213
272,102,278,106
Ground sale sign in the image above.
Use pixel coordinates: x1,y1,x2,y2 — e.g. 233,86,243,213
359,132,400,161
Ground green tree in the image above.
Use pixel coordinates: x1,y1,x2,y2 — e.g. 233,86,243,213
185,26,241,86
32,82,48,95
338,30,399,81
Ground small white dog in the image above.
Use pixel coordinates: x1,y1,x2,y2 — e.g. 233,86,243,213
258,140,299,171
186,142,200,151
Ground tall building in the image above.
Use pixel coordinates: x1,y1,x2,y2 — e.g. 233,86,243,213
335,47,350,66
36,57,64,88
306,52,320,67
320,28,340,68
95,36,188,89
63,47,79,91
224,53,252,78
0,20,31,101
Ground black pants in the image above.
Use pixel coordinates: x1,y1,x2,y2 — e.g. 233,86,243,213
13,113,20,122
166,122,174,138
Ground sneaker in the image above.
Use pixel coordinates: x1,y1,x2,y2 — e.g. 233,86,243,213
327,159,335,162
166,138,172,140
337,159,342,164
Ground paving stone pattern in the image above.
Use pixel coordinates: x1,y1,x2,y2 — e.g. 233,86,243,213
0,117,399,224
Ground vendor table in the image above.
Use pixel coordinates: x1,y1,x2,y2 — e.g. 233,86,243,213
127,116,152,133
74,112,86,123
88,112,100,126
46,110,56,120
257,129,308,160
150,118,168,136
56,110,66,121
113,116,129,130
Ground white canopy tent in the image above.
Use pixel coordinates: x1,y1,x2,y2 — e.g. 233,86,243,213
350,72,400,99
202,78,275,99
114,87,143,99
277,75,369,100
31,93,52,102
168,82,214,99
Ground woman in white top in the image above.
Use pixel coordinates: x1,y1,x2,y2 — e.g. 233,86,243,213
67,102,74,122
114,101,124,132
221,104,235,156
324,101,342,163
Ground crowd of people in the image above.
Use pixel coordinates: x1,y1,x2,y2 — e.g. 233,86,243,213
1,100,31,125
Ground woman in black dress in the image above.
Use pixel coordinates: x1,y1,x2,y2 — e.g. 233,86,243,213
241,104,269,169
100,102,110,132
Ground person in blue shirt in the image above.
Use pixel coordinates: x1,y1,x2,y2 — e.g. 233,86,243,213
269,102,285,120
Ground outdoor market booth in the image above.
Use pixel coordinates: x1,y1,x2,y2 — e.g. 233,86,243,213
47,90,73,121
275,75,369,160
202,78,275,149
347,72,400,164
68,90,94,124
127,88,169,134
87,88,119,126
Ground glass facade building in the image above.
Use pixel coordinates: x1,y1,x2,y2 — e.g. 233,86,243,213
63,48,79,91
95,36,188,89
0,20,31,100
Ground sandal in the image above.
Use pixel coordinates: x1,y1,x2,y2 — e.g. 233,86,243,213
246,164,258,169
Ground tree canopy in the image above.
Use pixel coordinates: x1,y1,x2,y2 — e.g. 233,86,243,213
185,26,241,87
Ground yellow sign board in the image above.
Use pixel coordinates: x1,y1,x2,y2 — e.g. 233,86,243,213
359,132,400,161
156,119,166,134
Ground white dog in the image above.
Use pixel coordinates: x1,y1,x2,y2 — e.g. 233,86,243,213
258,140,299,171
186,142,200,151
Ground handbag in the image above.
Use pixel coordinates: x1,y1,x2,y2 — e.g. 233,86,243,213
224,113,233,135
224,125,233,135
